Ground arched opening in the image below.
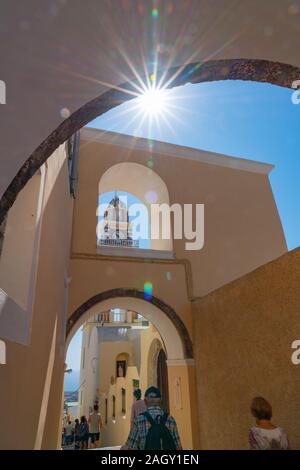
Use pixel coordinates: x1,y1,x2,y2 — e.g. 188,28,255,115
97,162,173,255
63,289,196,449
70,309,166,447
66,289,193,359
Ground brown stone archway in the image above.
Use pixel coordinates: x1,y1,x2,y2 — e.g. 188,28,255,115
0,58,299,225
67,288,193,359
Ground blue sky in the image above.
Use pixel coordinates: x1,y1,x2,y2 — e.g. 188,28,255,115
66,327,82,383
90,80,300,251
66,80,300,389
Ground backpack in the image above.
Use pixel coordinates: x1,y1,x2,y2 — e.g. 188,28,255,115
143,411,177,450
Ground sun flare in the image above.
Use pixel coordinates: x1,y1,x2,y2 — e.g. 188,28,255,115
137,87,168,116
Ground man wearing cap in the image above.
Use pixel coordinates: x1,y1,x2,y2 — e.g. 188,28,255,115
125,386,182,450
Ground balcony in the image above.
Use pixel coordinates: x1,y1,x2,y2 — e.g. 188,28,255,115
87,311,149,329
98,238,139,248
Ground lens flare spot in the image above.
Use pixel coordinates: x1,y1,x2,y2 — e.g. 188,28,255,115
60,107,70,118
147,159,154,169
145,191,158,203
144,281,153,301
152,8,159,18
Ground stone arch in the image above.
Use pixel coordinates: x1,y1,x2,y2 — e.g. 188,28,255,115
1,58,299,226
66,288,193,360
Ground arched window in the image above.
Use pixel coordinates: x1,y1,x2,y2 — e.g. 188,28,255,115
97,162,173,257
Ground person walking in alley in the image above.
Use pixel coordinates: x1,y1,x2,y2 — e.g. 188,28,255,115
126,386,182,450
74,418,80,450
88,404,102,448
64,420,74,447
78,416,89,450
249,397,289,450
130,389,147,428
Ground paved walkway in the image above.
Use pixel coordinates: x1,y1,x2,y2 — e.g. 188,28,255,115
62,442,121,451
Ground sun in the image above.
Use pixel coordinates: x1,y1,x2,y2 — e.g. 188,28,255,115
137,87,167,116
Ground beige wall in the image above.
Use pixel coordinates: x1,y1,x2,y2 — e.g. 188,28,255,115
72,130,286,299
0,167,46,345
102,365,139,447
0,172,41,311
193,247,300,449
0,129,290,450
0,144,74,449
65,130,287,450
68,130,287,388
167,362,199,449
99,342,134,394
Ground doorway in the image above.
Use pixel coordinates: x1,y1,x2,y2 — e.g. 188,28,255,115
157,348,169,413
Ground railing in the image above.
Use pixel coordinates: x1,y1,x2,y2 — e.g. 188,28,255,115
89,312,110,323
99,238,139,248
87,311,147,325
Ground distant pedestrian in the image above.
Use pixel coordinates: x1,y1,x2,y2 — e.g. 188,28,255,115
249,397,289,450
130,389,146,428
78,416,89,450
126,386,182,450
74,418,80,449
64,420,74,446
88,404,102,448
